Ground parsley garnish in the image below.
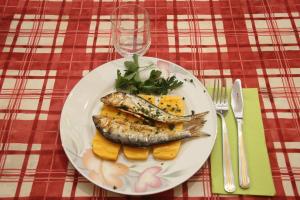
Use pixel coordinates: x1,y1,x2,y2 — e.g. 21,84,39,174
115,55,183,95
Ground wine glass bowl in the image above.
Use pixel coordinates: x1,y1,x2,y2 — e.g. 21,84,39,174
111,4,151,57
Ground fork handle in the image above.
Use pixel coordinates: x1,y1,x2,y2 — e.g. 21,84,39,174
237,118,250,188
218,113,236,193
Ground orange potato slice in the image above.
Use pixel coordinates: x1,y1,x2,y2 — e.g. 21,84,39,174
153,95,185,160
92,131,121,161
91,104,126,161
123,146,149,160
123,95,155,160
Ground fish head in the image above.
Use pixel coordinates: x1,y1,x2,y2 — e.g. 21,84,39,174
92,115,110,129
92,115,101,126
101,92,126,106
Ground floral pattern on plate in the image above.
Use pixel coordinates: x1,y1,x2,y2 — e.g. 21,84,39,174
80,149,190,193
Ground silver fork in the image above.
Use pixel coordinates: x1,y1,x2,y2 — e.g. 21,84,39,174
212,79,236,193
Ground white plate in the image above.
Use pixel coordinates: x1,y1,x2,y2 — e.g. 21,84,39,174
60,57,217,196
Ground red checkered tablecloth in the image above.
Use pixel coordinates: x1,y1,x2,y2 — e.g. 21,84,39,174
0,0,300,199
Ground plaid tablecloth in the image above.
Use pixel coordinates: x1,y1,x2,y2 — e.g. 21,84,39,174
0,0,300,199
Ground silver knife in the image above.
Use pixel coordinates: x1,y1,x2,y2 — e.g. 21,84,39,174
231,79,250,189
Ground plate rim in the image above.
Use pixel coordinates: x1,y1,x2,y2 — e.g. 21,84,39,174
59,56,217,196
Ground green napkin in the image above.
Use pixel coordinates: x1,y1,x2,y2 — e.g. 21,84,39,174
210,88,276,196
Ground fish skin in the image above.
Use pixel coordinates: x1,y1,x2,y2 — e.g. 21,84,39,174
101,92,209,123
92,115,208,147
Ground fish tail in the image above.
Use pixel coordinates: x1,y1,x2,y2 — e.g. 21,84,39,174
190,126,210,137
184,113,210,137
191,111,209,120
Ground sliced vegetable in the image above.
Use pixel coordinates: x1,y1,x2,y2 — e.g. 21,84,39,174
153,95,185,160
92,131,120,161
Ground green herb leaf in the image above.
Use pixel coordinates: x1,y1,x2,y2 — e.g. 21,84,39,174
115,70,129,89
149,70,162,80
124,72,137,80
115,54,183,95
124,61,138,73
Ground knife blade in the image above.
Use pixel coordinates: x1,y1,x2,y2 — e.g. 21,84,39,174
231,79,250,189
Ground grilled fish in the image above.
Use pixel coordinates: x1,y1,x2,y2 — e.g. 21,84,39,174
92,115,208,147
101,92,209,123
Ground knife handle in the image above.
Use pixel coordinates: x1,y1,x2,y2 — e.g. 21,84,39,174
218,113,236,193
237,118,250,188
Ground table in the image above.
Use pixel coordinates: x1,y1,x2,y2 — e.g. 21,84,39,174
0,0,299,199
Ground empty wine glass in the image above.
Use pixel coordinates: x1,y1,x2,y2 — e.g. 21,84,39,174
111,4,151,57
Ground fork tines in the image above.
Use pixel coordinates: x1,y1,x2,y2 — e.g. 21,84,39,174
212,79,227,105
